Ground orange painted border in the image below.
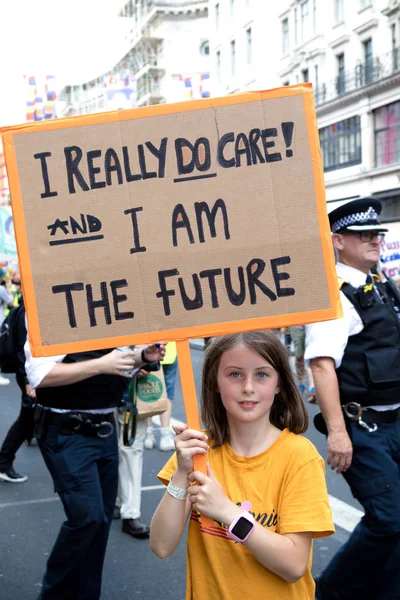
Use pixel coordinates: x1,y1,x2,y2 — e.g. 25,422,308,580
1,83,342,357
302,89,341,320
177,339,213,527
0,135,43,352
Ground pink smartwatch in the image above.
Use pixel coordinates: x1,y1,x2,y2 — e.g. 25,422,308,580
227,501,255,543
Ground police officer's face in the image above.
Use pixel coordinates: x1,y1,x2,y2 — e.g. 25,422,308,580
333,231,381,272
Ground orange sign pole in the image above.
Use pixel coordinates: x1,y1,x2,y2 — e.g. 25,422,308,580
176,339,213,528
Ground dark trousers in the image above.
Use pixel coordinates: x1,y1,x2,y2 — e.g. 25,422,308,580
0,375,34,471
38,421,119,600
321,419,400,600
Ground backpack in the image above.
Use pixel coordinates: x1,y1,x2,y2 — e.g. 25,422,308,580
0,303,25,373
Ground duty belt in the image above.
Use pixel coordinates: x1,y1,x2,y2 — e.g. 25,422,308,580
47,411,115,438
342,402,400,432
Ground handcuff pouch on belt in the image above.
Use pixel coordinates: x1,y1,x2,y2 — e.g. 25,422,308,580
33,405,114,439
58,413,114,438
342,402,377,432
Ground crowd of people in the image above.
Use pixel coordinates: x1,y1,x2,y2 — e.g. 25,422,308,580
0,196,399,600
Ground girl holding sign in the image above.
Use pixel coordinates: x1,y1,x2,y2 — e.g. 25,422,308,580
150,331,334,599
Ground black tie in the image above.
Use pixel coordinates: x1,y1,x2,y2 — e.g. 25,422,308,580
365,274,373,286
366,274,383,303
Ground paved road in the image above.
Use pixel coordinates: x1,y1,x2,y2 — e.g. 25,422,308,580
0,345,359,600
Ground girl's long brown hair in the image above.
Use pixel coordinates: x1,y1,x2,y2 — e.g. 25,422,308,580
201,331,309,447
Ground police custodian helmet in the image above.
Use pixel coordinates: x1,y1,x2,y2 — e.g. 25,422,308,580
328,197,388,234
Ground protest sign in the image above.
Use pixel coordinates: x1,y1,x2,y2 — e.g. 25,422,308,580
380,221,400,281
1,83,340,357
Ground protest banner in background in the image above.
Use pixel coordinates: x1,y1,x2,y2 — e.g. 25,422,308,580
0,207,17,261
380,221,400,282
1,83,340,358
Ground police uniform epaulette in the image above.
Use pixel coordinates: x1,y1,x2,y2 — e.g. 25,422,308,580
337,276,349,289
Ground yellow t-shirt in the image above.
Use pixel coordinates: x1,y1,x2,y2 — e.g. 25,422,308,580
158,428,334,600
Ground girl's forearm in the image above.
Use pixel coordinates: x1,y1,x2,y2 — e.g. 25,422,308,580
244,526,310,582
216,503,310,583
150,471,191,558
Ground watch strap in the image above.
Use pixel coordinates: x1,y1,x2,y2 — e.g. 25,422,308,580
227,500,255,543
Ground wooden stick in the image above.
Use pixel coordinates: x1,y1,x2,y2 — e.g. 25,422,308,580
176,339,213,529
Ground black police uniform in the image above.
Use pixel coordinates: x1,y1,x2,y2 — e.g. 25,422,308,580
34,349,126,600
319,278,400,600
316,198,400,600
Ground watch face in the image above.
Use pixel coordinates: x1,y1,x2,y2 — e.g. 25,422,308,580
231,516,253,540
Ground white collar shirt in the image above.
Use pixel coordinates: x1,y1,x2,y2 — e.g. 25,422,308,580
305,263,400,411
305,262,365,369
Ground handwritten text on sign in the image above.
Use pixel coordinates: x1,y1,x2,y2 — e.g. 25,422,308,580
8,91,332,350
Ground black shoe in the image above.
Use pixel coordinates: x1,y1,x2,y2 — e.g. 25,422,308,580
0,467,28,483
113,505,121,520
122,518,150,539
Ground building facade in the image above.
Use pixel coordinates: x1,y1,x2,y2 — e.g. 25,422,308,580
209,0,281,97
278,0,400,225
60,0,210,116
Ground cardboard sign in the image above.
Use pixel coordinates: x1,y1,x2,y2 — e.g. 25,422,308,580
1,84,340,357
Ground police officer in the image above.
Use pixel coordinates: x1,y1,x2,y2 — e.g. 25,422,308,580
25,342,165,600
305,197,400,600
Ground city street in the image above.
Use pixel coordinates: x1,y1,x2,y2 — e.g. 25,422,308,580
0,343,361,600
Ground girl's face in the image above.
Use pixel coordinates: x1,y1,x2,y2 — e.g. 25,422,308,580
216,344,280,426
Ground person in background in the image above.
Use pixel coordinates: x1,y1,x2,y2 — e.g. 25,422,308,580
0,268,14,385
0,296,34,483
114,355,161,539
144,341,178,452
25,342,165,600
289,325,315,402
306,197,400,600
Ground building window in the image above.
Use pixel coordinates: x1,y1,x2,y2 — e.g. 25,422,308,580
294,7,298,45
231,40,236,76
215,3,219,29
230,0,234,17
302,68,309,82
392,23,398,72
200,41,210,56
337,53,345,95
335,0,344,22
314,64,322,103
216,51,221,83
374,101,400,167
313,0,317,34
360,0,372,7
301,0,309,41
282,18,289,55
319,116,362,172
247,28,252,64
283,80,290,86
363,38,373,84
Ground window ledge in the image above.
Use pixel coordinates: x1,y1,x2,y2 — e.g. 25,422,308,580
353,18,379,36
368,162,400,176
332,20,345,30
358,4,373,15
